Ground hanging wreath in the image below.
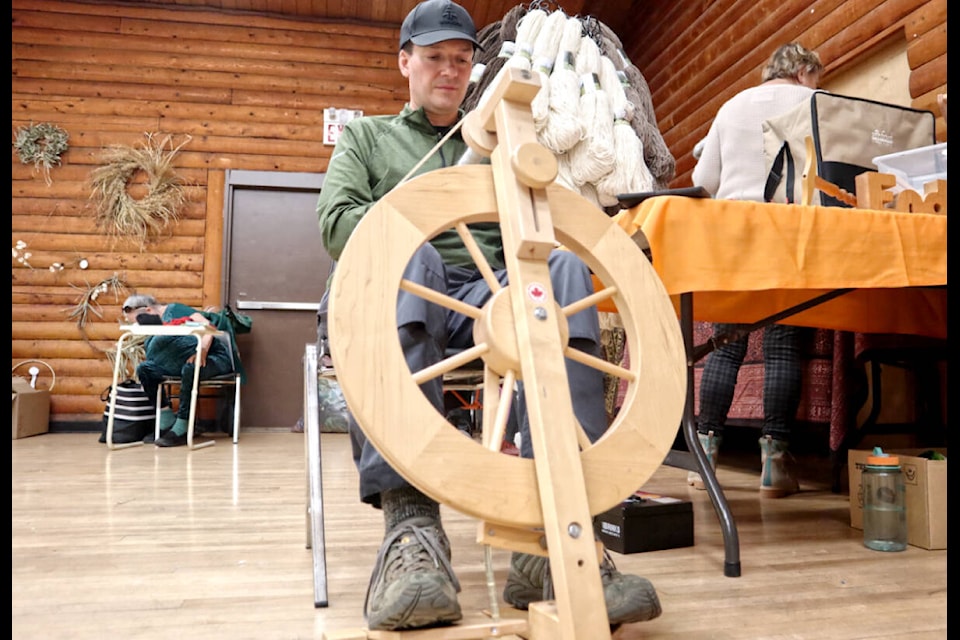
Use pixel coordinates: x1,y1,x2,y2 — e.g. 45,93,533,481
13,122,69,185
90,132,191,251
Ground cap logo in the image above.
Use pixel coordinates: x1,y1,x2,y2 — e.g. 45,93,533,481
440,6,464,29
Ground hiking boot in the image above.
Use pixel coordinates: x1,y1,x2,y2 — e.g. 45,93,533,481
759,435,799,498
503,549,662,625
365,516,462,631
687,430,721,490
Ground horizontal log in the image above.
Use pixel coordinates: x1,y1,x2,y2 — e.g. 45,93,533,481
12,321,134,341
12,304,127,323
13,0,393,39
12,76,233,104
6,246,205,272
13,25,399,67
49,396,109,417
12,267,203,289
12,89,392,128
11,357,115,378
13,61,403,103
12,339,116,360
33,375,118,397
12,213,204,236
12,177,206,202
10,108,384,149
13,288,205,308
903,0,946,38
12,44,401,88
905,22,945,68
908,53,945,99
11,198,207,222
231,89,404,116
117,16,395,47
11,160,209,187
8,232,204,254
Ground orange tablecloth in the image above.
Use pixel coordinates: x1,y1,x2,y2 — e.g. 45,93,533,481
611,197,947,339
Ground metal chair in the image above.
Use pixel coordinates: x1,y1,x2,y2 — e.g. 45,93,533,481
154,332,242,444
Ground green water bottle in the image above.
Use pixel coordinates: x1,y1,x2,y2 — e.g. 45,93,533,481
861,446,907,552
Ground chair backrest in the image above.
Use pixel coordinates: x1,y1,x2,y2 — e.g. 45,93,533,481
214,332,237,374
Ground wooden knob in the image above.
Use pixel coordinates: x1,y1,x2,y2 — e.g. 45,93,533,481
511,142,558,189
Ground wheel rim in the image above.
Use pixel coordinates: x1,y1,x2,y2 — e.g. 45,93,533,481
330,165,686,529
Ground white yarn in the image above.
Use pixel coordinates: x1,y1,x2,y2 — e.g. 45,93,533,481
554,152,578,191
595,56,654,206
567,36,615,186
577,180,603,211
538,16,584,154
598,55,634,124
506,9,546,70
595,121,655,206
529,10,567,129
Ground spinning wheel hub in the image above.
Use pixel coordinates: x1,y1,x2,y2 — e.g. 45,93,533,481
473,287,569,379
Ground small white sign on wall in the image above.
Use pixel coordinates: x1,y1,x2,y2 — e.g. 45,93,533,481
323,108,364,146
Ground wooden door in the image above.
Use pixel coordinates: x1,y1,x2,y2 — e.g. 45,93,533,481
224,170,332,428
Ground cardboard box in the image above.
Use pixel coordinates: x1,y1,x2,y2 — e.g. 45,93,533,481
848,448,946,550
12,377,50,439
594,491,694,554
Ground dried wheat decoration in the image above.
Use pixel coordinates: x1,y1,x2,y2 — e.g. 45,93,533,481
89,133,191,251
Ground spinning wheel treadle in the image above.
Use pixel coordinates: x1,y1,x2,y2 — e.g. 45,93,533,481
327,67,686,639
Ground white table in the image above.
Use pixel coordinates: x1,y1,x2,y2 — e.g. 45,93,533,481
106,323,223,450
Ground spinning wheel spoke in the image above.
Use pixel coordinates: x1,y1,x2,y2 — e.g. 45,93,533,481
562,285,618,317
400,278,483,319
455,221,502,293
411,343,489,385
563,344,635,382
481,367,515,451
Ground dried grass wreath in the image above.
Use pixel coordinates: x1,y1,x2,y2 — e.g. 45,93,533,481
13,122,69,185
90,133,191,251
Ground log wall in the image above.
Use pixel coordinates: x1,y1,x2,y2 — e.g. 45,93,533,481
11,0,947,422
624,0,947,188
12,0,407,419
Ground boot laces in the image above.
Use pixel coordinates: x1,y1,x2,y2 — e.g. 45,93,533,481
363,519,461,618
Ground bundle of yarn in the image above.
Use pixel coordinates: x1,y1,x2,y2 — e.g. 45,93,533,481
461,4,675,212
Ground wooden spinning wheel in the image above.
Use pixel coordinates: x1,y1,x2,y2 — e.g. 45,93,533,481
327,68,686,640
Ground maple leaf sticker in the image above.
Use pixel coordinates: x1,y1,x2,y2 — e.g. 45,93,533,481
526,282,547,303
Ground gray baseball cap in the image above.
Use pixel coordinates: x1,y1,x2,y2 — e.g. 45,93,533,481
399,0,480,50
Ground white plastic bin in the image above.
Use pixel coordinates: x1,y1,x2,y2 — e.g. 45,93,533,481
872,142,947,192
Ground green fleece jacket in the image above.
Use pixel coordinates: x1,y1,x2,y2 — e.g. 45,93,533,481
316,104,503,270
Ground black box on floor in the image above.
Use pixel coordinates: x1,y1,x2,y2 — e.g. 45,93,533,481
594,491,694,554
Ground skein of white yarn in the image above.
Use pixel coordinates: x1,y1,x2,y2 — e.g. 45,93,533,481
598,55,634,126
538,16,584,154
567,35,616,187
529,9,567,130
506,9,547,70
595,56,655,206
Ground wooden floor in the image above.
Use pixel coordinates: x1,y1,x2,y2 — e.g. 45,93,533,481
12,430,947,639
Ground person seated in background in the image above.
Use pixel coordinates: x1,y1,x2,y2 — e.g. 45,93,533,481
690,42,824,498
121,293,234,447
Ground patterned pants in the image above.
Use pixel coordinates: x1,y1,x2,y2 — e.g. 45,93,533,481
697,323,805,442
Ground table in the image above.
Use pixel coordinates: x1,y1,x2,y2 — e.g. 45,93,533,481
106,323,223,450
613,196,947,577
